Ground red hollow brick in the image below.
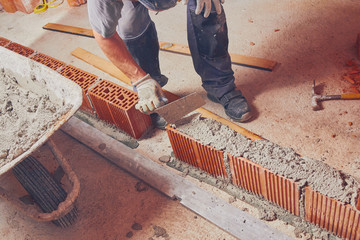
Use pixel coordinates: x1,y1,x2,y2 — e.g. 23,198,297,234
13,0,40,13
166,125,227,178
228,154,300,216
0,0,17,12
59,65,97,114
5,42,34,57
228,154,263,196
0,36,10,47
30,53,66,71
304,186,360,239
88,80,152,139
166,126,199,167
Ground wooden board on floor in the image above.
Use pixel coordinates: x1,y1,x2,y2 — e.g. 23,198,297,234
43,23,278,71
158,41,278,71
43,23,94,38
71,47,262,141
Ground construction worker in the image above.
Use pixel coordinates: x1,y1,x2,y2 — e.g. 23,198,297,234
87,0,252,124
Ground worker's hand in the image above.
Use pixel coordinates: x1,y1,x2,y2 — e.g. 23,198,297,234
182,0,225,18
133,74,168,114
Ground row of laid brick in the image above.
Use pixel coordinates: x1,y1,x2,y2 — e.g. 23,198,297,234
0,36,152,139
5,35,360,239
166,125,360,240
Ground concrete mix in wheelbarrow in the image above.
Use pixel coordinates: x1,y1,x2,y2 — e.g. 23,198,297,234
0,68,71,166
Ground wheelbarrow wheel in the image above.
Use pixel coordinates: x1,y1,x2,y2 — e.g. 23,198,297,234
12,155,78,228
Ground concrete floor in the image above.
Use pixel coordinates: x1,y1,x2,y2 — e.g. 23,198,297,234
0,0,360,239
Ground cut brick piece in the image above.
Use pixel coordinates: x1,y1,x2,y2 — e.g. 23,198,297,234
166,126,227,178
59,65,97,114
30,53,66,71
0,36,10,47
228,154,264,196
305,187,360,239
88,80,152,139
5,42,34,57
228,154,299,216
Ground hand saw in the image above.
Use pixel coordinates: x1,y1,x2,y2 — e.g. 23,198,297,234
153,92,205,124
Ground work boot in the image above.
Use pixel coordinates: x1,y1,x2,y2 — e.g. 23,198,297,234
151,74,168,87
207,89,253,123
150,113,168,130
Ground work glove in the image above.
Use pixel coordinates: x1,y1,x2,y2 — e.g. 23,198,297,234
133,74,168,114
181,0,225,18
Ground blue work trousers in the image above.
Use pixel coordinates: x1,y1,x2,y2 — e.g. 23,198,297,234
118,0,235,98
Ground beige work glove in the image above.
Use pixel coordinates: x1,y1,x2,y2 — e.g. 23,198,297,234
133,74,168,114
181,0,224,18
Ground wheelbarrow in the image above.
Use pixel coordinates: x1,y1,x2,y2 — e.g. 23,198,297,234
0,46,83,227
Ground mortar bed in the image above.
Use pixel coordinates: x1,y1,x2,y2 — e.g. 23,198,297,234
167,157,337,239
173,114,360,207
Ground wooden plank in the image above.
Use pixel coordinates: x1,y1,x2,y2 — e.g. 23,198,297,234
43,23,278,71
71,47,263,141
43,23,94,38
71,47,131,85
159,41,278,71
61,117,293,240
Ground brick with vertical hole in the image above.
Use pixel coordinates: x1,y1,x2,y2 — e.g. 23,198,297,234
166,125,227,178
88,80,152,139
59,65,97,114
305,186,360,239
0,36,10,47
5,42,34,57
228,154,299,215
30,53,66,71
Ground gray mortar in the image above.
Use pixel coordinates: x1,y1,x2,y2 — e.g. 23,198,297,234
0,69,71,166
74,111,139,149
174,114,360,206
167,158,341,240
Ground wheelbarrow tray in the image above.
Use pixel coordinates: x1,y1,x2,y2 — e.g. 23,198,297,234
0,47,83,175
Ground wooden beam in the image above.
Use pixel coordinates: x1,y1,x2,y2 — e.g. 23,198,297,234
44,23,278,71
71,47,262,141
61,117,292,240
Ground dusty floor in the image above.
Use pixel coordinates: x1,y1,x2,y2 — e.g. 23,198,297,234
0,131,244,240
0,0,360,239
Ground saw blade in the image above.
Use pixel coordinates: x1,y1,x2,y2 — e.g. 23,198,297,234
153,92,205,124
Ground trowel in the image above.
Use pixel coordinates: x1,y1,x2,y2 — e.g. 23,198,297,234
153,92,205,124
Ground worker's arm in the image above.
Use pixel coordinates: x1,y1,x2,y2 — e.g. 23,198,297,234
93,30,167,113
93,30,146,84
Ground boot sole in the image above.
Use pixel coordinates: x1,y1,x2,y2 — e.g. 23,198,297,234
226,110,253,123
207,94,253,123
